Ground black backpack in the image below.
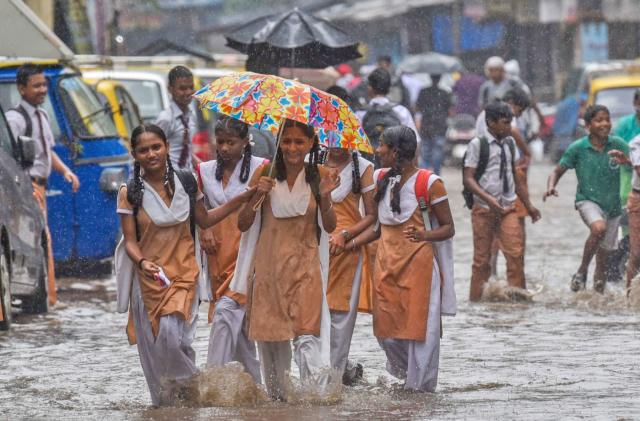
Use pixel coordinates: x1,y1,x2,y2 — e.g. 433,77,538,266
127,168,198,241
462,137,515,208
362,102,401,151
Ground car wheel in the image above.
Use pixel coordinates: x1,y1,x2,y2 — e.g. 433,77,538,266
22,250,48,314
0,246,11,330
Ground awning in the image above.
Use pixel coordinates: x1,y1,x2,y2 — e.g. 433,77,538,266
317,0,454,22
0,0,74,60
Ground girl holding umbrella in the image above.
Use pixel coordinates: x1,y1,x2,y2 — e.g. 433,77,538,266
235,119,340,400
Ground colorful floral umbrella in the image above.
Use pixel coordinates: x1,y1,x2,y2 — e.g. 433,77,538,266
194,71,372,154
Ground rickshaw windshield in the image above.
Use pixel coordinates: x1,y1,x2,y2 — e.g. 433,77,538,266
58,76,118,138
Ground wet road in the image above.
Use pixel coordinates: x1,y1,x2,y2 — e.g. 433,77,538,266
1,163,639,420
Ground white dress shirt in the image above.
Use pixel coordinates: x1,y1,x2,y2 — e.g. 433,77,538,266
154,101,197,170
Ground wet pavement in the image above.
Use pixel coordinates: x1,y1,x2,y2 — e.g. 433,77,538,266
1,162,639,420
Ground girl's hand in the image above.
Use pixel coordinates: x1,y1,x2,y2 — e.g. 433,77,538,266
329,233,346,256
403,224,428,243
608,149,629,165
200,228,216,255
141,260,161,278
319,168,340,197
256,177,275,195
240,186,258,201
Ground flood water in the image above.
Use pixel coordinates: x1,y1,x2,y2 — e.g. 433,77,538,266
1,163,639,420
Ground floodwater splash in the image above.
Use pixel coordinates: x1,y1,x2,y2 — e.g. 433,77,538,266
157,363,343,407
481,279,542,302
158,362,267,407
283,367,343,404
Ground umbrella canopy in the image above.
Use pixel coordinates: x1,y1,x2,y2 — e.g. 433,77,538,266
194,72,372,154
225,8,362,69
397,52,465,75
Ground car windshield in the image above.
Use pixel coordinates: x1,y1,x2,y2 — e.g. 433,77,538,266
0,82,62,140
594,87,638,122
117,79,164,123
58,76,117,138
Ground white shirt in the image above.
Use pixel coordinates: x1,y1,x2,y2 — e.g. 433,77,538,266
629,134,640,191
357,96,422,144
6,99,55,179
154,101,197,170
464,133,520,208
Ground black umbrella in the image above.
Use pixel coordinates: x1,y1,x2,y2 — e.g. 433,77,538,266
226,8,361,70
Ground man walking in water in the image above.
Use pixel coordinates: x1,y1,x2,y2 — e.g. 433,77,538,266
545,105,629,293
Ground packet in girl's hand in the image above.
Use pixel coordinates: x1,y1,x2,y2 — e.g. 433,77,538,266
153,268,171,288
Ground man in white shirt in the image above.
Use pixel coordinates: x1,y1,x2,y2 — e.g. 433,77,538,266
6,63,80,305
154,66,198,170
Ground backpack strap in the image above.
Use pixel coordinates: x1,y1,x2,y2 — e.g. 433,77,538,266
475,136,490,181
175,169,198,240
10,105,32,138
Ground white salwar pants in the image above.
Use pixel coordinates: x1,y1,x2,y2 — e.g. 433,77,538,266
258,334,324,400
207,296,261,383
377,262,442,392
131,278,199,406
330,253,363,374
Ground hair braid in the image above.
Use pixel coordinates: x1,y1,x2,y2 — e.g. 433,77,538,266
274,148,286,181
389,163,403,213
351,151,361,194
239,142,252,183
305,136,321,188
165,155,176,197
215,155,224,181
131,161,144,209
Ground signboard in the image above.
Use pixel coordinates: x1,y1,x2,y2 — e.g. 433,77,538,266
580,22,608,63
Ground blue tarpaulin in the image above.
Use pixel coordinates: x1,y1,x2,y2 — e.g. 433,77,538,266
432,14,504,53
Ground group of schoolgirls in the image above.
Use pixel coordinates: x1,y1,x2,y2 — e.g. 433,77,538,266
115,116,456,406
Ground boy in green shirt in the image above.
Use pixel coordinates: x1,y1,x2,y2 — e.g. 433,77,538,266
544,105,630,293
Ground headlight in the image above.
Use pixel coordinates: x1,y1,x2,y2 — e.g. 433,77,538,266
99,168,126,193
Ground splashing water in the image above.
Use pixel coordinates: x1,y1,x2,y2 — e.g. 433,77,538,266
481,279,542,302
158,362,267,407
283,367,343,404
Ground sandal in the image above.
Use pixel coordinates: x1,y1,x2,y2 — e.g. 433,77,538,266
570,272,587,292
594,278,605,294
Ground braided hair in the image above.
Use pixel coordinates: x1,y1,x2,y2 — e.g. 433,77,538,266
274,119,321,189
373,126,417,213
128,124,171,208
128,124,170,240
351,151,361,194
214,116,252,183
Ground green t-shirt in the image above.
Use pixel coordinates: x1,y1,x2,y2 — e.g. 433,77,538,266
613,113,640,204
559,135,630,217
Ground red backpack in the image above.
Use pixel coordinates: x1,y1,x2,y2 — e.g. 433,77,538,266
376,168,432,210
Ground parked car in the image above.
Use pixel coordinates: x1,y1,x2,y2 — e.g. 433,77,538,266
83,78,143,144
587,74,640,126
0,60,129,273
0,104,49,329
82,69,214,161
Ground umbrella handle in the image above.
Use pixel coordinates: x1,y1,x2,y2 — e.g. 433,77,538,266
251,122,283,212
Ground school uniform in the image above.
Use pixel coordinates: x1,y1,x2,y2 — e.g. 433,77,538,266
115,175,204,406
372,169,455,392
197,156,264,384
465,134,524,301
230,165,333,400
325,157,374,375
155,101,197,170
6,99,57,304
